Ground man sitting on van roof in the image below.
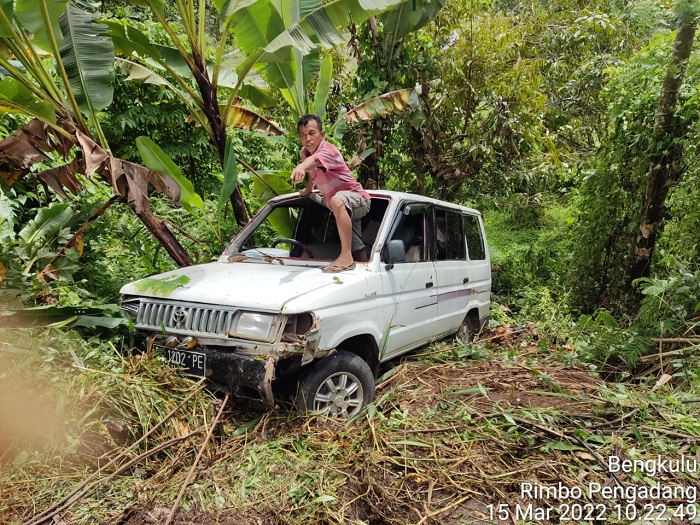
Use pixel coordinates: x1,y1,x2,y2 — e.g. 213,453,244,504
290,114,371,273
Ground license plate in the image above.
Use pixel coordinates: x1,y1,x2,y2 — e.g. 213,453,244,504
158,347,207,378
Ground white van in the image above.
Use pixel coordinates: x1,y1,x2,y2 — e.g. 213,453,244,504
120,190,490,418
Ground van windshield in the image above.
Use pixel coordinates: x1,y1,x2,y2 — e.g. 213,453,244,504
224,194,388,263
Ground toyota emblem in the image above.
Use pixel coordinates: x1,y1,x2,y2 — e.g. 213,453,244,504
172,307,187,325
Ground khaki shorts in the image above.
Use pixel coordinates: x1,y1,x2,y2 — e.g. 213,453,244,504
334,190,371,220
333,191,371,252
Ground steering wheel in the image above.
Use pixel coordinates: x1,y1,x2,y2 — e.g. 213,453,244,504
271,237,314,259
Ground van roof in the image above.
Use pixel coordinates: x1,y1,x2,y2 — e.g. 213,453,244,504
271,190,482,216
367,190,481,216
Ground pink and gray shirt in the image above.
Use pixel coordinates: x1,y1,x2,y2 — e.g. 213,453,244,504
301,139,369,207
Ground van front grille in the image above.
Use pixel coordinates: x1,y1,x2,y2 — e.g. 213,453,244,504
136,300,236,337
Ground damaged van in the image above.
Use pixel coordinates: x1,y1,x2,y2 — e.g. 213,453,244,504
120,190,490,418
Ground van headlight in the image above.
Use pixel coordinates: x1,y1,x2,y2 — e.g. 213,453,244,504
229,312,277,340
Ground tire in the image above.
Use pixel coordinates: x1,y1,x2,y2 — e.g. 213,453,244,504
296,351,375,419
454,315,475,345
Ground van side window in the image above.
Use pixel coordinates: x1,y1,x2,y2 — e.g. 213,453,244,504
390,204,427,262
435,209,466,261
463,214,486,260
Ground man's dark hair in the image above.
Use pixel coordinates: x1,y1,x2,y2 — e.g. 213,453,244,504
297,114,323,132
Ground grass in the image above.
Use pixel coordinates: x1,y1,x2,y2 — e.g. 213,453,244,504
1,324,700,524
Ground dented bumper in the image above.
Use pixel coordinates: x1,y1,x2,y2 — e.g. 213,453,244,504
140,312,322,408
200,348,279,406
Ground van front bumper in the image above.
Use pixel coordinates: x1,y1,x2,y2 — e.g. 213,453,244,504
143,334,300,408
200,348,280,407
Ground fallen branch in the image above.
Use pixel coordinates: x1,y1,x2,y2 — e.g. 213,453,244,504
639,344,700,363
587,408,639,430
163,219,206,244
639,425,700,443
502,413,626,488
25,385,204,525
651,338,700,344
27,427,205,525
164,394,230,525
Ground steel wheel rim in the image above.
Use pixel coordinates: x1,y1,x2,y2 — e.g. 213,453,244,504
312,371,364,418
456,323,469,343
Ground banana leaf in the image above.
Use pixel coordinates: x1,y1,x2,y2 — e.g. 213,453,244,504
59,2,115,114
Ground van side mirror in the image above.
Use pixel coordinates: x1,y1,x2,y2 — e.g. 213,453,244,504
382,239,406,269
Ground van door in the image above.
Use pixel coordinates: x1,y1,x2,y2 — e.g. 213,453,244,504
433,207,471,336
380,203,439,361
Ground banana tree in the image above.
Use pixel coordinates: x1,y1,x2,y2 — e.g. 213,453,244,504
350,0,446,187
109,0,413,225
0,0,192,266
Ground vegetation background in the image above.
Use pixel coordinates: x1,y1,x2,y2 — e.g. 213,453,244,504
1,0,699,523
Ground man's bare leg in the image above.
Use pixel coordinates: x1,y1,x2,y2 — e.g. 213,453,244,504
329,196,355,268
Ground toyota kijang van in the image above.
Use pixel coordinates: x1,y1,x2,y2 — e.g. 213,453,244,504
120,190,491,418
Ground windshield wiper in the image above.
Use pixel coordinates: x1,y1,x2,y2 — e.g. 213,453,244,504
228,249,285,265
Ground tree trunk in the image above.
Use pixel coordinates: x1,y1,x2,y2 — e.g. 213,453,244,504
630,9,697,282
191,49,250,227
135,206,193,267
368,121,386,187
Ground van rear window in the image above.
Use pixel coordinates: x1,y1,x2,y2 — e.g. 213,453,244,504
463,215,486,260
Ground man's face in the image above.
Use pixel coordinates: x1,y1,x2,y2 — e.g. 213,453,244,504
298,120,325,154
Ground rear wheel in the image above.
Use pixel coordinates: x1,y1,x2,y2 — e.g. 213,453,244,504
296,351,375,419
455,315,476,344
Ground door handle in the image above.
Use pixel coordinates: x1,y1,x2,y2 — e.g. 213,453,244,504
463,277,469,284
426,282,433,288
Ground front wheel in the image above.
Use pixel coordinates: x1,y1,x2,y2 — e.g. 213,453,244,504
296,351,375,419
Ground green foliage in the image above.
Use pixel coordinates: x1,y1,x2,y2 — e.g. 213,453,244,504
72,193,182,300
1,179,160,305
239,169,295,237
0,77,56,123
134,274,191,295
59,1,116,114
14,0,69,52
568,27,700,310
574,265,700,370
574,310,652,369
219,136,239,211
101,76,219,195
0,0,115,141
345,0,657,200
3,202,81,285
635,264,700,335
0,188,15,246
135,136,205,215
2,303,124,329
513,286,575,338
313,54,333,119
485,202,572,297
